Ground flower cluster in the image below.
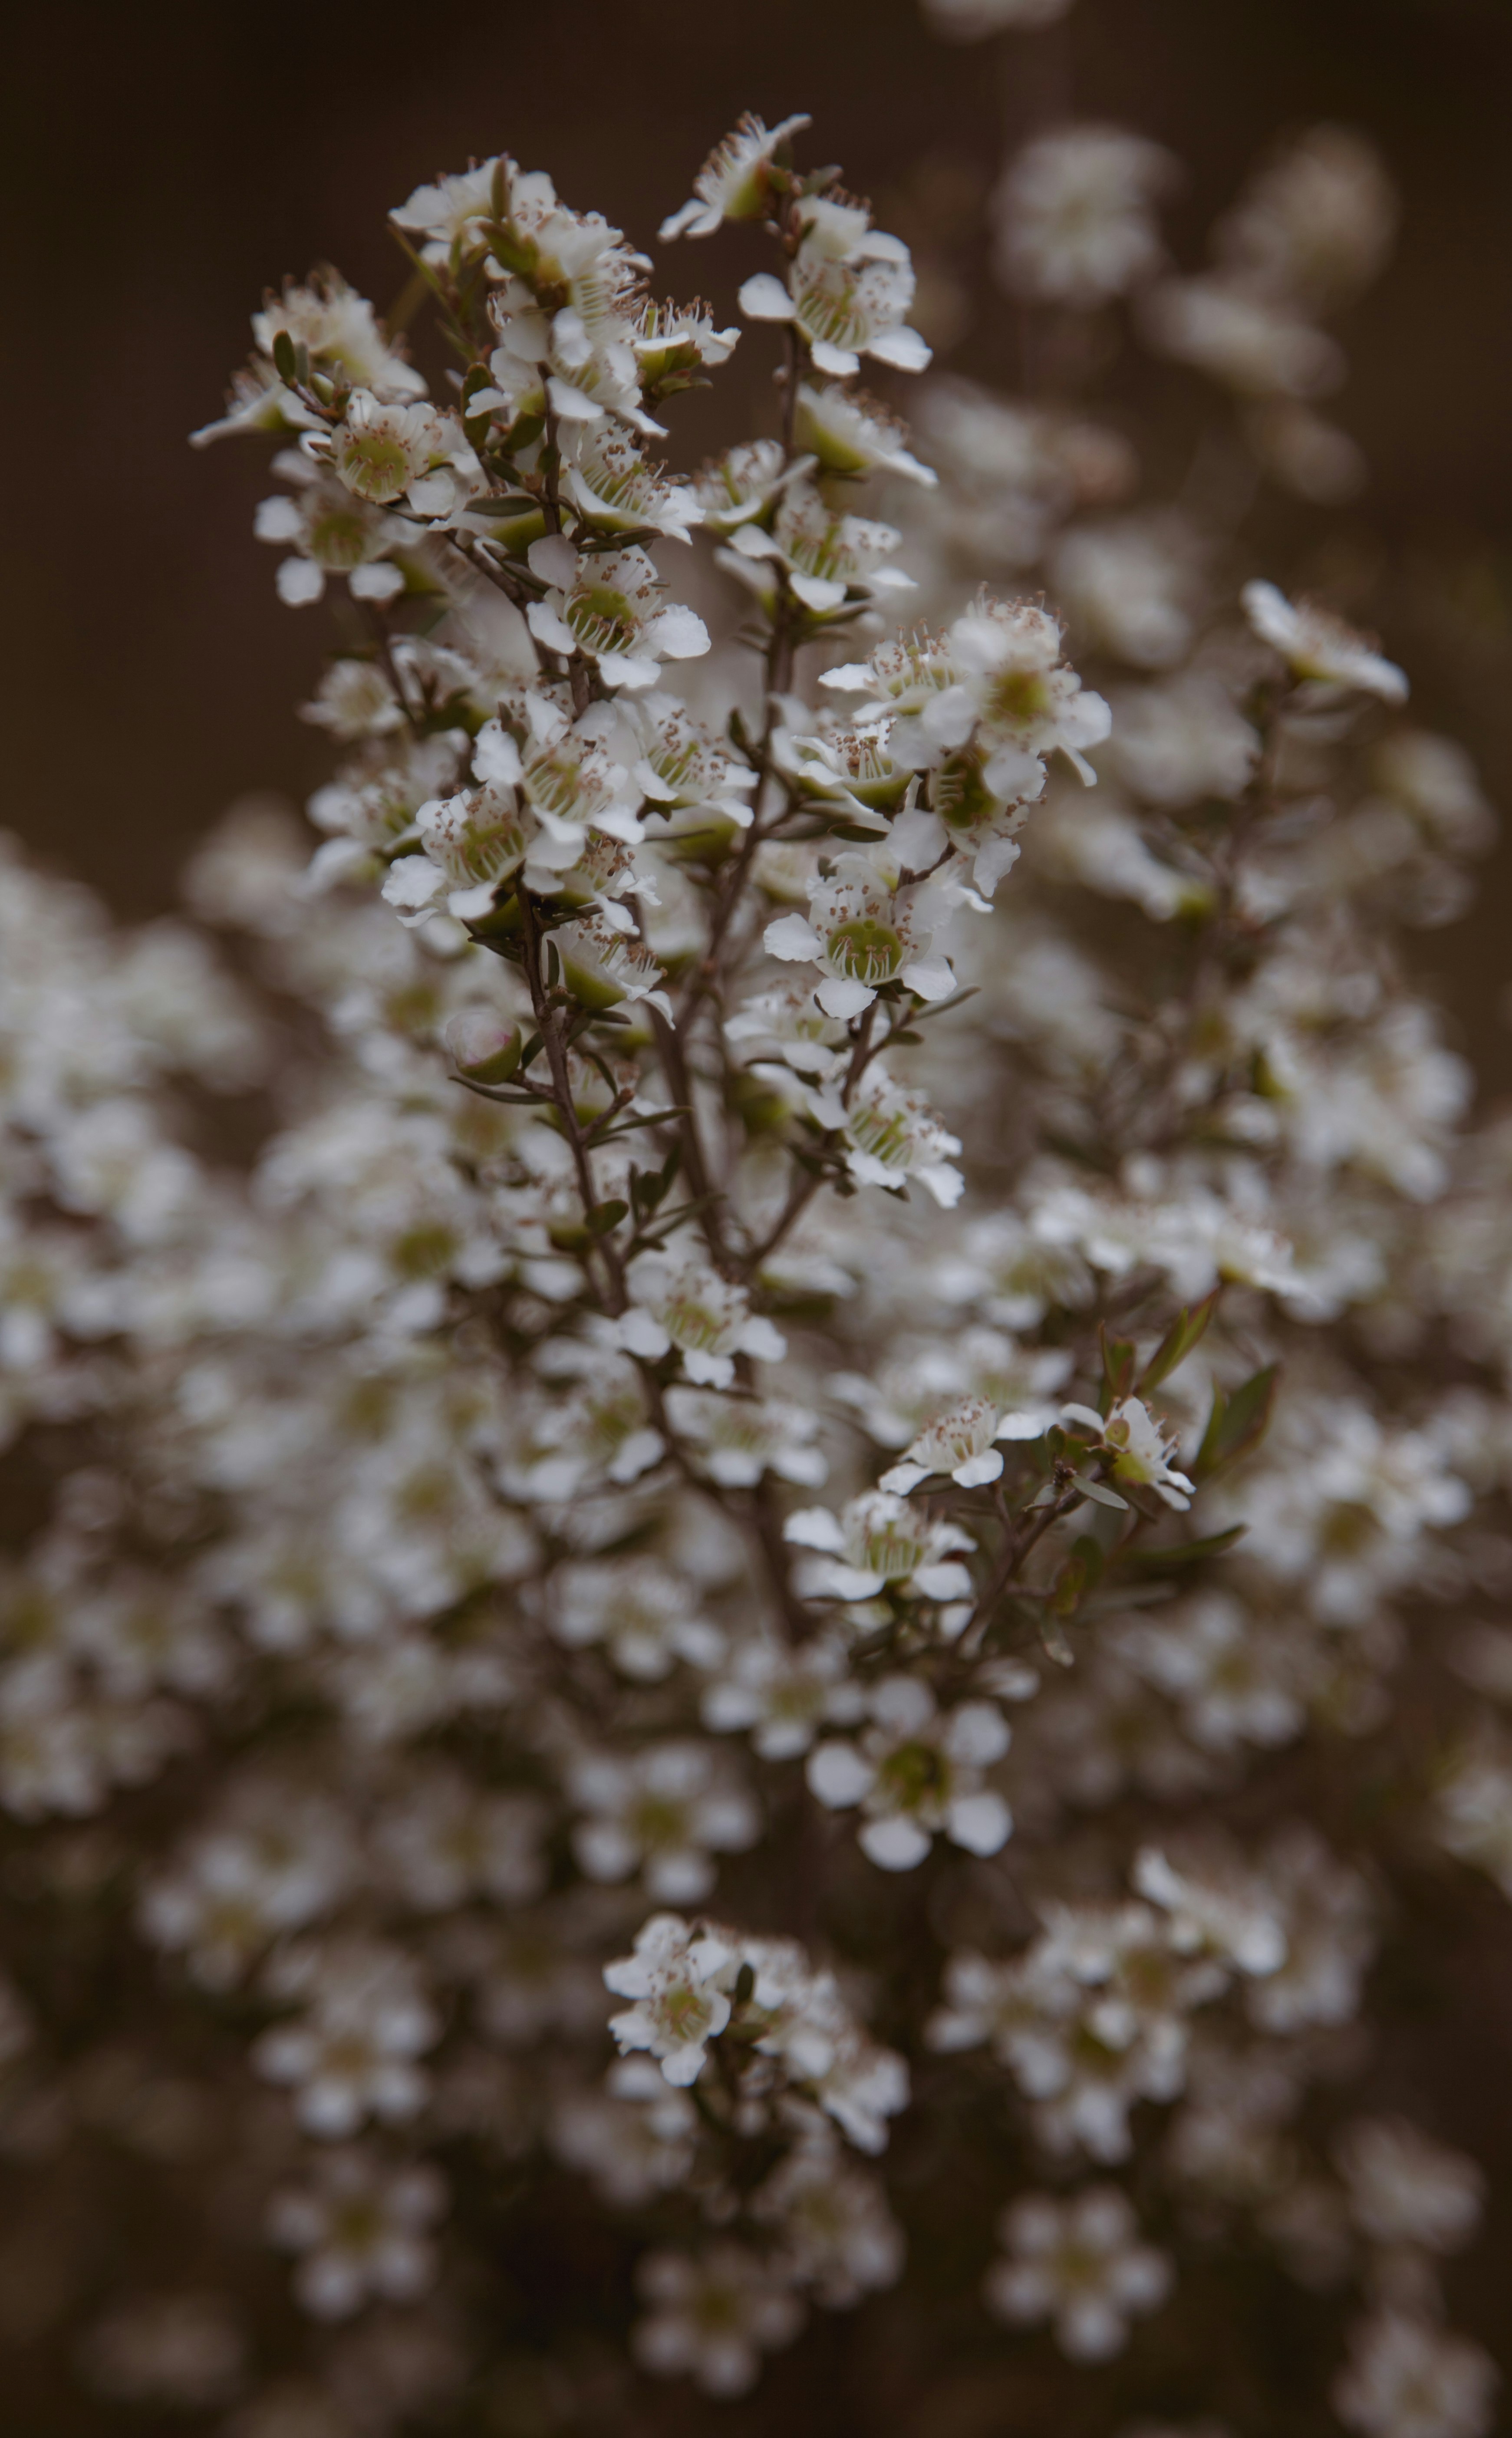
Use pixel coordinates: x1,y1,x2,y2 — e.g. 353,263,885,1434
0,62,1505,2438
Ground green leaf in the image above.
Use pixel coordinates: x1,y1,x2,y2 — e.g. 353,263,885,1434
271,329,299,386
587,1199,628,1237
1074,1472,1129,1512
1071,1532,1105,1589
1051,1534,1104,1618
1100,1325,1137,1413
1038,1611,1075,1668
1139,1288,1219,1394
593,1106,691,1143
1194,1365,1278,1483
1120,1524,1248,1575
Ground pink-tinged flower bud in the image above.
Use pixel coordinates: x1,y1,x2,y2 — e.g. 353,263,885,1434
445,1009,521,1084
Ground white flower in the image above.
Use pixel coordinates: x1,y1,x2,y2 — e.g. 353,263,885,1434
701,1630,864,1758
553,1557,723,1681
1242,580,1408,702
1143,276,1344,400
330,393,473,510
784,1488,975,1602
525,544,709,692
1334,2118,1484,2255
570,1741,758,1901
740,197,931,379
993,127,1176,308
840,1068,965,1205
718,480,913,621
382,781,534,926
603,1911,736,2085
372,1771,546,1911
880,1392,1028,1492
806,1676,1011,1871
985,2185,1173,2359
253,1939,438,2136
752,2142,905,2306
559,423,704,544
1051,517,1197,669
735,1934,911,2148
1217,125,1398,314
1133,1843,1288,1979
617,1255,786,1388
763,852,955,1019
665,1384,827,1487
391,158,502,260
659,114,812,240
794,382,936,486
267,2148,444,2320
632,692,758,832
632,2244,804,2396
1101,1395,1195,1509
1332,2312,1498,2438
1109,674,1259,807
929,1902,1216,2163
551,2056,699,2206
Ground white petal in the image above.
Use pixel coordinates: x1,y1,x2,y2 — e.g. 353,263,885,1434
764,913,824,962
917,1163,966,1208
276,557,325,606
952,1450,1003,1488
381,855,445,910
658,200,704,241
946,1792,1012,1857
810,340,861,378
595,650,661,691
879,1461,930,1493
738,1316,788,1364
949,1701,1011,1765
738,273,795,323
806,1741,876,1809
819,663,875,692
900,958,956,1004
618,1309,672,1360
472,722,523,787
348,560,405,602
527,534,579,587
859,1816,932,1871
866,325,932,372
527,600,579,655
729,522,784,560
545,376,604,423
910,1560,975,1601
783,1506,846,1553
649,605,711,659
816,974,876,1021
972,832,1023,895
789,572,849,613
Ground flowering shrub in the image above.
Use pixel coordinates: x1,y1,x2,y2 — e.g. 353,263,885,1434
1,30,1509,2438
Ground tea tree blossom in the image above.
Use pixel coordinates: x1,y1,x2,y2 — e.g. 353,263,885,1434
632,2244,804,2395
0,73,1505,2438
986,2186,1173,2359
267,2149,445,2320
